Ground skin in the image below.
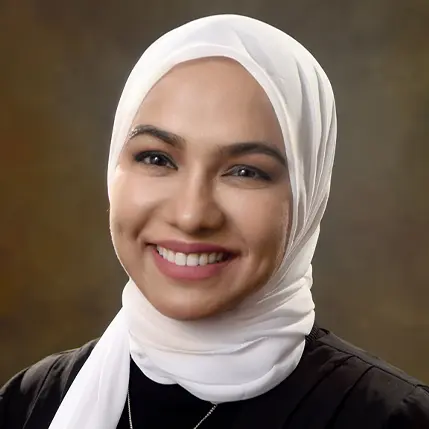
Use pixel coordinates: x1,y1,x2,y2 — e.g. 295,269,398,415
109,57,292,321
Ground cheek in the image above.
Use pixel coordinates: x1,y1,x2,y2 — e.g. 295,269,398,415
109,171,158,240
223,186,291,257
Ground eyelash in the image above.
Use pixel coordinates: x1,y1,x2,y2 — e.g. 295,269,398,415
133,151,272,181
223,165,272,181
133,151,177,169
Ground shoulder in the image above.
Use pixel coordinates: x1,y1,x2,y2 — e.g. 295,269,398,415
3,338,99,399
0,339,98,428
297,326,429,427
316,327,428,392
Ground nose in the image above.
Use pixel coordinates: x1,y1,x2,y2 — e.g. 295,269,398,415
168,173,225,235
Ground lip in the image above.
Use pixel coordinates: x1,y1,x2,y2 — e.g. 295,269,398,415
153,240,234,255
150,246,235,281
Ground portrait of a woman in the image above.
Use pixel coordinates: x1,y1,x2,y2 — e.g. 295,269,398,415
1,14,428,429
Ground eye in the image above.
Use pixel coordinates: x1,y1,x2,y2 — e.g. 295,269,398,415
134,151,176,169
226,165,271,181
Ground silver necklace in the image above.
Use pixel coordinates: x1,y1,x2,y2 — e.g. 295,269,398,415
127,389,218,429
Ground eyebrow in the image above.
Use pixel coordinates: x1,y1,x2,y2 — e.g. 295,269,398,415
223,142,287,167
129,124,185,147
128,124,287,167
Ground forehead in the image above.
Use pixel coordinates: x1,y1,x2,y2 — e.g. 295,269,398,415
132,57,284,151
147,57,263,98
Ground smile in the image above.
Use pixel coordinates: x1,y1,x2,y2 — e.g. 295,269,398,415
150,242,235,281
156,246,228,266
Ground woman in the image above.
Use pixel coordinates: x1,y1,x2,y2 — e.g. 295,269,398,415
1,14,428,429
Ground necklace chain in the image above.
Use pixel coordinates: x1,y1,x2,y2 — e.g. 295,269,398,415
127,389,217,429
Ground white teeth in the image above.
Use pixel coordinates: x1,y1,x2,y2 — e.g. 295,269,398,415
156,246,227,266
187,253,199,266
175,252,187,266
167,250,175,263
199,253,208,266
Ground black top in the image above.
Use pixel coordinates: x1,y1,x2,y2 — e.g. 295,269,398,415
1,325,429,429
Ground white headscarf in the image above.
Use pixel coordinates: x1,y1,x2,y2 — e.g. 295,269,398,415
48,14,336,429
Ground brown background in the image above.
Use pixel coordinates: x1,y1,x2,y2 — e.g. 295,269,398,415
1,0,428,384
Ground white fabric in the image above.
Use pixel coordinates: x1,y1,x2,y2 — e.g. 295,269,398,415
48,14,336,429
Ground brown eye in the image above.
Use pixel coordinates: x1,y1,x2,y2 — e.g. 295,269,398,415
134,151,176,169
226,165,272,181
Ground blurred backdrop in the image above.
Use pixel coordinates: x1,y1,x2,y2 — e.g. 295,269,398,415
1,0,428,384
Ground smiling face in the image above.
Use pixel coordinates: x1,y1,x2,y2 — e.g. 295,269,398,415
109,57,292,320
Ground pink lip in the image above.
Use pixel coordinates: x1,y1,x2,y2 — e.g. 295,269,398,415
151,246,235,281
154,240,233,255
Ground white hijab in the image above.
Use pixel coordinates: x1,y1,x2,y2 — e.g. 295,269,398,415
49,14,336,429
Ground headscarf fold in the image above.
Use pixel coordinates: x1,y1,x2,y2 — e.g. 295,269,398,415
49,14,336,429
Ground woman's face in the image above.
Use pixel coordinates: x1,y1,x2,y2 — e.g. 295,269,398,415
109,58,291,320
